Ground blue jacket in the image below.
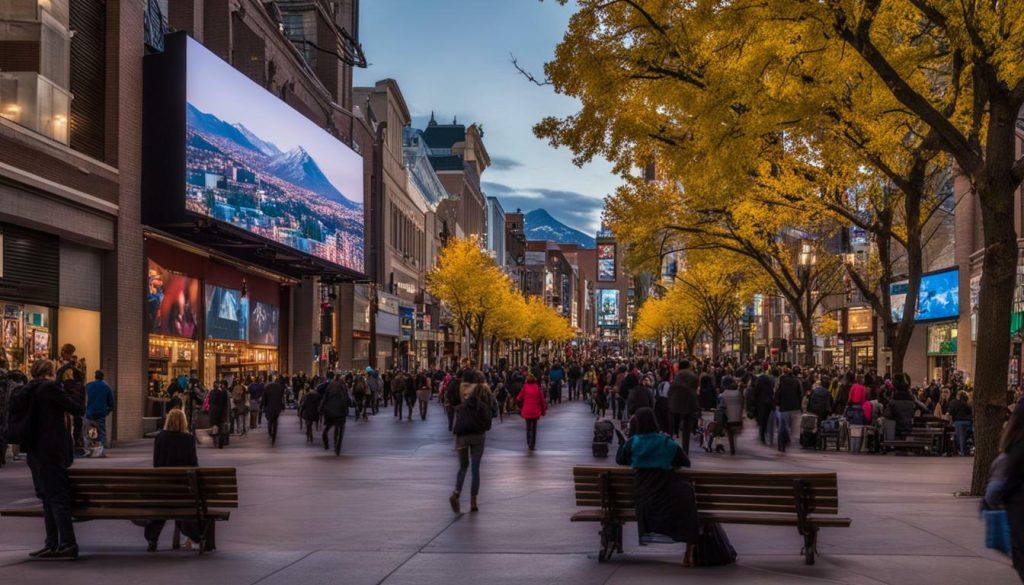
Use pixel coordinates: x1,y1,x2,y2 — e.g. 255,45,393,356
85,380,115,419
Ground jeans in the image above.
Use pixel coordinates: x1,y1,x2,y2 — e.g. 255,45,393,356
394,395,404,418
446,406,456,432
28,455,76,549
86,416,107,447
526,418,538,450
954,420,973,455
322,418,346,454
780,410,802,451
455,438,485,496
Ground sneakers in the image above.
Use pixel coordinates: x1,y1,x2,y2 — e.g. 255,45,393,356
28,546,52,558
449,492,461,514
37,544,78,560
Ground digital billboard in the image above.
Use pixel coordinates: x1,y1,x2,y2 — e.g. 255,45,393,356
597,243,616,282
249,301,279,346
598,289,620,328
184,37,364,273
890,268,959,322
205,285,248,341
146,259,201,340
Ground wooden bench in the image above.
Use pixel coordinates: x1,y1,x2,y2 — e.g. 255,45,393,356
571,466,851,565
881,419,951,455
0,467,237,554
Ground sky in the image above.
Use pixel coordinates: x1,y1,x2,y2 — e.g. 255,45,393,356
186,37,365,206
354,0,616,234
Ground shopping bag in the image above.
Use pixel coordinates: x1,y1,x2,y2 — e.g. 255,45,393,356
984,509,1011,555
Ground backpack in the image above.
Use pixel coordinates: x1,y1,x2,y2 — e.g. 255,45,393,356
5,380,39,448
453,396,491,435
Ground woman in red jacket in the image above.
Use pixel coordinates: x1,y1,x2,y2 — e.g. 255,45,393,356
517,374,547,451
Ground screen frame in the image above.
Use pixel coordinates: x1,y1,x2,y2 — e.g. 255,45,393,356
889,267,960,323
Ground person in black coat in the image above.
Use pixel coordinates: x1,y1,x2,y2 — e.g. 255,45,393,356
667,360,700,455
320,378,350,455
998,401,1024,582
261,376,286,446
698,371,718,411
300,385,323,443
144,409,203,551
206,381,230,449
22,359,84,560
884,377,918,438
627,374,655,416
752,370,776,445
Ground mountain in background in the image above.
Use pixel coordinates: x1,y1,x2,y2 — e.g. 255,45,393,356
186,103,259,152
523,209,595,248
234,123,282,157
265,146,358,209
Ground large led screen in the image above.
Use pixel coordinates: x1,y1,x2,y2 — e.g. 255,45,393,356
598,289,620,328
597,244,616,282
890,268,959,322
184,37,364,273
205,285,248,341
249,301,279,346
146,259,202,340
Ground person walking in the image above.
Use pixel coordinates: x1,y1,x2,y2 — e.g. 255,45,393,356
320,375,350,455
248,376,265,429
261,376,286,446
775,367,804,452
449,380,493,513
627,374,655,417
752,368,776,445
403,372,418,421
718,375,744,456
366,368,382,415
22,359,84,560
206,381,230,449
668,360,700,455
83,370,114,458
230,378,248,436
416,369,432,421
299,383,322,444
352,373,370,421
391,371,407,419
615,407,699,567
144,409,204,552
516,374,547,451
55,344,86,457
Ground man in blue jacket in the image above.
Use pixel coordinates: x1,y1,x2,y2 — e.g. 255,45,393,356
84,370,114,458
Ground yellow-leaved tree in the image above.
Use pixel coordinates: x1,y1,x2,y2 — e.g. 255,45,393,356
427,237,515,366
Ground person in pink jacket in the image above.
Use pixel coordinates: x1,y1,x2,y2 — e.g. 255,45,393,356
517,374,548,451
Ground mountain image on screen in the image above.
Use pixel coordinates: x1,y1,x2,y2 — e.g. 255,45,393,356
523,209,595,248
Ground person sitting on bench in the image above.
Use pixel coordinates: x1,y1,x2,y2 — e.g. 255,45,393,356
615,407,699,567
144,409,204,552
884,376,917,438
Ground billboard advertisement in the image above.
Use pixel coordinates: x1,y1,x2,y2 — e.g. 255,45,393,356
184,37,364,273
205,285,248,341
146,259,202,340
598,289,620,328
890,268,959,322
597,244,616,282
249,301,279,346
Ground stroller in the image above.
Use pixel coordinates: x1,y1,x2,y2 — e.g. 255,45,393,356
702,409,727,453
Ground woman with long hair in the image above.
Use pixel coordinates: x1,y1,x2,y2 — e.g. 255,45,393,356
449,380,493,514
145,409,203,552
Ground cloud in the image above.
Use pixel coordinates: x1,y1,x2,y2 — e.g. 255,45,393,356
489,156,523,171
482,181,603,234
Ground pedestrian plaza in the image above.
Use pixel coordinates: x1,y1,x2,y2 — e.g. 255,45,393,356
0,400,1015,585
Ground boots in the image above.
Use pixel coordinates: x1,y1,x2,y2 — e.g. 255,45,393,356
470,496,479,513
449,492,461,514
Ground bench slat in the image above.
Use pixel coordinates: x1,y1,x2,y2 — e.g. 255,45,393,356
0,507,233,521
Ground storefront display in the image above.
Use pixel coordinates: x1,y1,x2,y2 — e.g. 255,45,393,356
0,303,53,371
927,322,958,383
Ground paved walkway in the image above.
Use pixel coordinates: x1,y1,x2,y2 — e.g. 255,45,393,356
0,399,1017,585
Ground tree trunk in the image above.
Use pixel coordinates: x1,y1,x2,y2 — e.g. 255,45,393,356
970,99,1020,496
711,329,722,361
801,318,815,366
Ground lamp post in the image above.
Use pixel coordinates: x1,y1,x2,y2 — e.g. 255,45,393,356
797,240,817,365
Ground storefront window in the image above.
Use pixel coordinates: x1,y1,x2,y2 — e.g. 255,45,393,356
927,322,958,355
148,335,198,396
203,340,278,386
1,302,53,371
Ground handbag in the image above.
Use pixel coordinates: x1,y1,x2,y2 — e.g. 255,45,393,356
696,521,737,566
983,509,1011,555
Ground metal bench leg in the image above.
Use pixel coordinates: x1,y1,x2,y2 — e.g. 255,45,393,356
598,522,620,562
802,527,818,565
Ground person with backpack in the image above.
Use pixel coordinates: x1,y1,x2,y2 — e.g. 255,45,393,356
320,375,350,455
415,369,432,421
83,370,114,458
403,372,418,421
352,373,370,421
449,377,493,514
15,359,85,560
516,374,547,451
